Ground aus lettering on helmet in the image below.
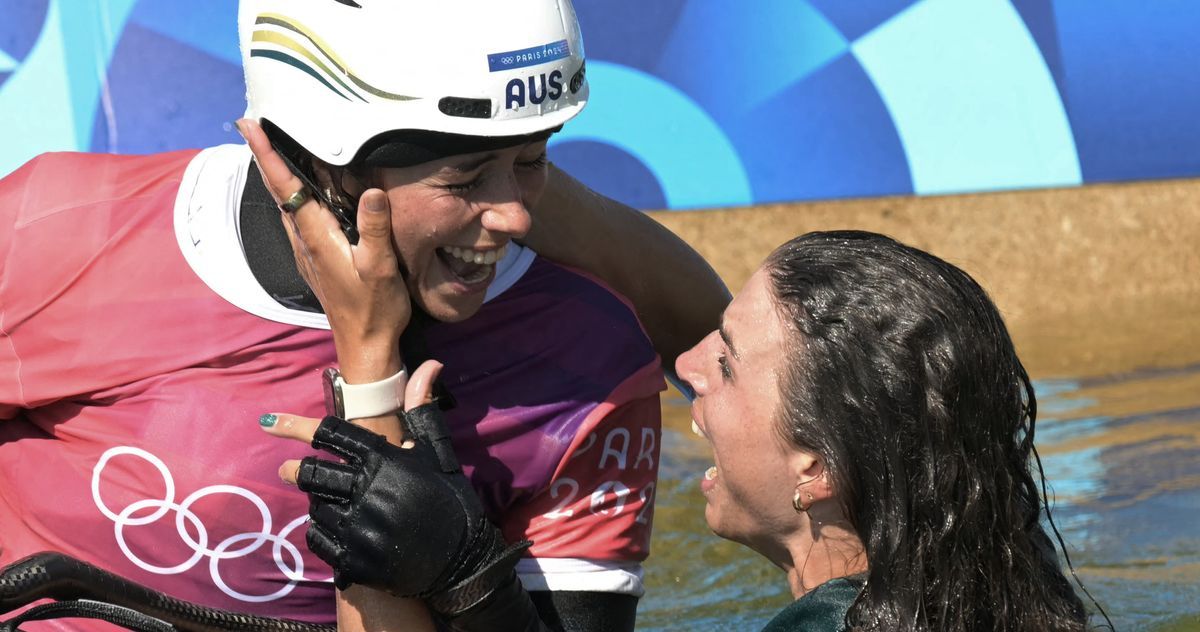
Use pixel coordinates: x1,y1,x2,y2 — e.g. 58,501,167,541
239,0,588,233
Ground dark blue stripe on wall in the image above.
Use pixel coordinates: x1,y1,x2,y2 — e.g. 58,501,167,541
1009,0,1070,109
90,23,246,154
807,0,916,41
129,0,240,65
725,54,912,203
1054,0,1200,182
573,0,688,70
0,0,49,63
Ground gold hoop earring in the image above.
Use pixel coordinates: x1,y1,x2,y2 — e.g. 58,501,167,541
792,487,811,513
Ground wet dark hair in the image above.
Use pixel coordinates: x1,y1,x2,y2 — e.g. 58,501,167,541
765,231,1104,631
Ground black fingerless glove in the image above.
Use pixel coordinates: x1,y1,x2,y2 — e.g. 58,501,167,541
297,406,545,629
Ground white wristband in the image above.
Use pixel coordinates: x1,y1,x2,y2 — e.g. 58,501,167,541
325,367,408,420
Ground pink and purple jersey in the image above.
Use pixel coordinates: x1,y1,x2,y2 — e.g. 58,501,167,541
0,147,663,630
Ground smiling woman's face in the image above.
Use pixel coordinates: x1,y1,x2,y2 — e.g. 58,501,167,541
371,139,549,322
675,268,806,550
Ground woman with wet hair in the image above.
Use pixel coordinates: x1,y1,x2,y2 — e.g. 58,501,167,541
263,230,1102,631
708,231,1092,630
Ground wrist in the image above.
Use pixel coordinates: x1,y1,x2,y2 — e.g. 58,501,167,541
323,366,408,420
426,531,530,617
332,337,403,383
435,562,547,632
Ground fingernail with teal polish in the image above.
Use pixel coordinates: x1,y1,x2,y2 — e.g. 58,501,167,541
259,413,278,428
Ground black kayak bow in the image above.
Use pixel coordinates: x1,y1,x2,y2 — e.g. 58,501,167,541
0,552,334,631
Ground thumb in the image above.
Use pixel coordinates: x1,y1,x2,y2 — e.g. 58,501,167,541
405,360,445,411
353,188,399,278
357,188,393,243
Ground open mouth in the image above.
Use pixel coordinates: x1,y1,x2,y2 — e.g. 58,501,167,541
692,418,720,491
436,244,507,286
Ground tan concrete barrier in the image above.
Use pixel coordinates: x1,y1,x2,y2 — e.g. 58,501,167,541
649,178,1200,379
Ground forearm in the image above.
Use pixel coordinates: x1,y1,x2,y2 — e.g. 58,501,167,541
528,164,730,370
332,339,422,628
338,588,435,632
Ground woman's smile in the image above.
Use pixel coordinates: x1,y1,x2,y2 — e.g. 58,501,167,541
375,142,546,322
434,243,509,289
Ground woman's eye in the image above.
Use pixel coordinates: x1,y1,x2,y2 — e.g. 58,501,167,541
443,179,480,193
517,152,548,169
717,353,732,379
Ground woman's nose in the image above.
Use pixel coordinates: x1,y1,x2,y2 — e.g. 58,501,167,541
675,337,708,395
481,173,532,237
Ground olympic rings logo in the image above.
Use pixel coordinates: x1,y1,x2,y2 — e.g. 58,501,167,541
90,446,330,603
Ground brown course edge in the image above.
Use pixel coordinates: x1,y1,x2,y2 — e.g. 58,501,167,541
647,177,1200,379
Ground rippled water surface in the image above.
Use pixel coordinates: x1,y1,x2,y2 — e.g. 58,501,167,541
639,364,1200,631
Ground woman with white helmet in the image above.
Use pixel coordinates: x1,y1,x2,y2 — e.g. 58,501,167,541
0,0,727,630
239,0,591,322
238,0,674,629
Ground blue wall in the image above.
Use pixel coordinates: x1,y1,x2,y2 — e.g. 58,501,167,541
2,0,1198,210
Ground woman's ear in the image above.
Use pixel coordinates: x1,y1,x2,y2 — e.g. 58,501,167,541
789,449,833,503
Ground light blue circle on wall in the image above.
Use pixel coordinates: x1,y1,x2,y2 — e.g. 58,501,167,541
851,0,1081,195
550,61,753,210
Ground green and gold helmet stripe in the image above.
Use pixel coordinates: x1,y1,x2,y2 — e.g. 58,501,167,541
254,14,418,102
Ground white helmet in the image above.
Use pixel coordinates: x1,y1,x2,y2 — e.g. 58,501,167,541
240,0,588,166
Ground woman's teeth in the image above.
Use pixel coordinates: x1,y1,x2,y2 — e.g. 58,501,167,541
441,244,506,265
693,421,717,482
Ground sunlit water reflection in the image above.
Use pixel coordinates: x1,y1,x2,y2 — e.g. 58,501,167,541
639,365,1200,630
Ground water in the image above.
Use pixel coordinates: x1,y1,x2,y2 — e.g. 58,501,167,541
639,364,1200,630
